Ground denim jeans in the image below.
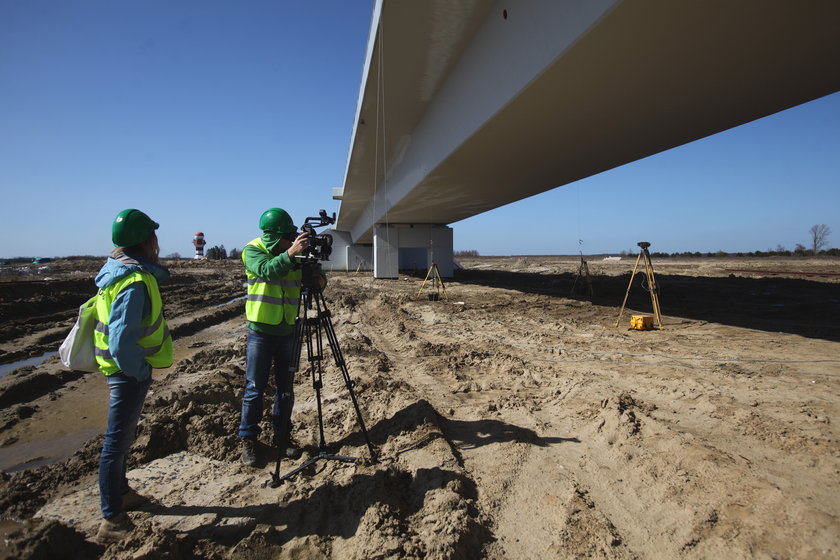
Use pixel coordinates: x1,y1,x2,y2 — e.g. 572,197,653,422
238,329,296,447
99,372,151,520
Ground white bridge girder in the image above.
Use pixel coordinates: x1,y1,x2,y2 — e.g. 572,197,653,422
329,0,840,278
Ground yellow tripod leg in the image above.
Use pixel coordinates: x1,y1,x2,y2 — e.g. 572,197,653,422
417,265,435,297
642,251,663,329
615,251,643,327
434,265,448,300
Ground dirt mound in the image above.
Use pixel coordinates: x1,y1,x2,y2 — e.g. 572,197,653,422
3,518,103,560
26,397,487,559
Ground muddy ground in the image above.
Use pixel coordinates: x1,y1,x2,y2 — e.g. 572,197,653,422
0,255,838,559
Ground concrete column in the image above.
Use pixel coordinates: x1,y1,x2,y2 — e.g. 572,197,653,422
397,225,453,278
373,224,453,278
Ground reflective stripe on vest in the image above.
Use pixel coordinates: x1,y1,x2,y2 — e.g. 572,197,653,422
243,238,302,325
93,271,173,375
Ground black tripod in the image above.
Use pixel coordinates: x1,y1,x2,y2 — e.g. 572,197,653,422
269,263,378,487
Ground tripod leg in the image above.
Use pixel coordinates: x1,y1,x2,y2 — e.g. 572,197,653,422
271,292,308,487
310,316,329,450
314,291,378,461
642,250,664,329
615,252,643,327
434,265,448,300
584,262,594,298
271,287,379,487
417,266,434,297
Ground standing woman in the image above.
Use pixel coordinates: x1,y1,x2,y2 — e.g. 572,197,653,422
93,209,173,543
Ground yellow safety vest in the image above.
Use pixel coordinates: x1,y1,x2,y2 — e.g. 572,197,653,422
243,238,302,325
93,271,173,375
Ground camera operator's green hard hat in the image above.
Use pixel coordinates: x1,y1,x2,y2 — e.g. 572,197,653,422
112,209,159,248
259,208,297,234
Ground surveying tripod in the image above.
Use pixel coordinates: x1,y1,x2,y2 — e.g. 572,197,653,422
571,254,594,298
417,262,448,301
270,263,378,487
614,242,663,329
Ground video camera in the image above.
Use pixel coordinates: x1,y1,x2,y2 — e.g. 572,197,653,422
296,210,335,290
300,210,335,262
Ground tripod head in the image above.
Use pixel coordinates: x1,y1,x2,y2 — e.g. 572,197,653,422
296,258,324,291
293,209,334,292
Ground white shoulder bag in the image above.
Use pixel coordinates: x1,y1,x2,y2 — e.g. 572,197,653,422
58,295,100,372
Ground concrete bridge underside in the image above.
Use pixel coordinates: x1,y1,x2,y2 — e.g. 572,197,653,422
331,0,840,278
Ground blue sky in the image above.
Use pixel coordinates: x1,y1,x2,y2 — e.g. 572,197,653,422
1,1,837,259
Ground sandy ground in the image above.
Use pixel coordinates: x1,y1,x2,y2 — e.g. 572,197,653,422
0,255,838,559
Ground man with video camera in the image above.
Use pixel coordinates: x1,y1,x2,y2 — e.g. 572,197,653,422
238,207,325,466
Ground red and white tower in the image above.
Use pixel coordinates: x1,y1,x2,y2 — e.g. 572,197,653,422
192,232,206,259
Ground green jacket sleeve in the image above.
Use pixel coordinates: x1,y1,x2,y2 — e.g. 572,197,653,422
243,244,296,280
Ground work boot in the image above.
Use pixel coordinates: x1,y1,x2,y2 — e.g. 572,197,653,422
121,488,150,511
96,512,134,544
241,438,258,467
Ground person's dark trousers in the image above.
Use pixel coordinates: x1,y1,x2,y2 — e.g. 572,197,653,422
238,329,295,448
99,372,151,520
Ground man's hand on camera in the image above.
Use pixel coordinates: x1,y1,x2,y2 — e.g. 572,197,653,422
286,232,310,258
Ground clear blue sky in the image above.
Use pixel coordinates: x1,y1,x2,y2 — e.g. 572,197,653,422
1,1,837,259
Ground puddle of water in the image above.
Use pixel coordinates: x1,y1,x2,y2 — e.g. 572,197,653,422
0,351,58,379
212,294,246,308
0,428,100,473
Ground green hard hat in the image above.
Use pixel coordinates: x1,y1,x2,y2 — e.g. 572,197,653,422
112,209,159,248
259,208,297,234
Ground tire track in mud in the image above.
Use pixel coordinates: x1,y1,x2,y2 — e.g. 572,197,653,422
508,326,840,558
347,281,840,558
327,288,522,556
348,285,637,558
610,373,838,556
435,320,640,558
296,280,832,558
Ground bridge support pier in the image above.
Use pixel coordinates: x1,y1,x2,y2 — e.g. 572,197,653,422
373,224,453,280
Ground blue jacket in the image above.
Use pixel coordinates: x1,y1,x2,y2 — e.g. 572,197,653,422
94,254,170,381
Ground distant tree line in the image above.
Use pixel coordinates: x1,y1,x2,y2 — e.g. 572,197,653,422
624,224,836,258
205,245,241,260
642,247,839,259
206,245,227,260
454,250,480,257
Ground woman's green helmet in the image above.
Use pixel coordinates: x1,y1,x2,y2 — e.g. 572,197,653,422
259,208,297,234
112,209,159,248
